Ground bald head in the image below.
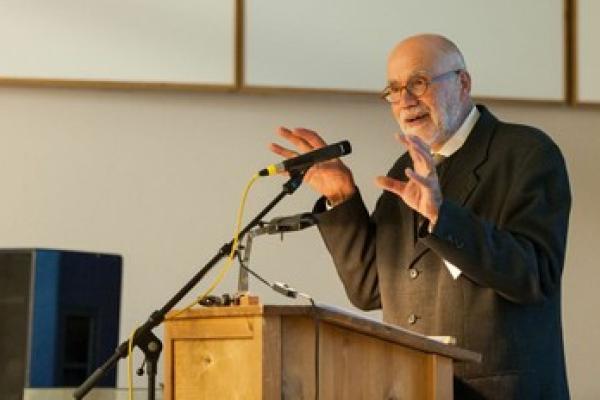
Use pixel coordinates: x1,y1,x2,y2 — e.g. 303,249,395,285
388,34,467,79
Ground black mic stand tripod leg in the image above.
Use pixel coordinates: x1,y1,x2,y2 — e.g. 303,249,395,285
73,171,306,399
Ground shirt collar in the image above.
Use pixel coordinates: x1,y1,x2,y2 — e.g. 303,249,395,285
435,105,480,158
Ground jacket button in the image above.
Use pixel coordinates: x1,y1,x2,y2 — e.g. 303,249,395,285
408,314,418,325
409,268,419,279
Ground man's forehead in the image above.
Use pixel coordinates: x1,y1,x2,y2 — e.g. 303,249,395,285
387,55,438,82
387,49,452,82
386,69,429,85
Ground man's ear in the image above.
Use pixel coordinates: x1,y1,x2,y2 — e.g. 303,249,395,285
459,70,472,97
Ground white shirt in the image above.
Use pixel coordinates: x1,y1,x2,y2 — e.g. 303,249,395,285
433,105,480,279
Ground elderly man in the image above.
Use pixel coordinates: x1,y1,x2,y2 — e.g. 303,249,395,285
270,34,570,399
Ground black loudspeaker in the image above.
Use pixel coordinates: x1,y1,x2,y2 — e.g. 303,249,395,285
0,249,122,400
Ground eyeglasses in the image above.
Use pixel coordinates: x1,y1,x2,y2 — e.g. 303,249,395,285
381,69,462,103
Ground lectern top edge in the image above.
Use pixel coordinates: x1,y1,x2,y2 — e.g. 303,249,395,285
166,303,481,364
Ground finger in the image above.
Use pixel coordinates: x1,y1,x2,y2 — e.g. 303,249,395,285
277,126,314,152
395,132,409,147
269,142,298,159
405,168,436,188
395,132,431,156
406,136,433,162
395,132,416,155
396,134,429,172
406,134,432,155
396,132,426,154
404,137,435,174
375,176,407,197
402,137,428,171
292,127,328,149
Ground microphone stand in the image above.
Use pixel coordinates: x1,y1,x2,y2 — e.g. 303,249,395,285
73,171,306,400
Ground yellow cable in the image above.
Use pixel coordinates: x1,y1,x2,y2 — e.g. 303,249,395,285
127,326,139,400
167,173,260,320
195,172,259,298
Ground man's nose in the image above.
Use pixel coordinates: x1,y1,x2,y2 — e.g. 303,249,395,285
395,88,419,108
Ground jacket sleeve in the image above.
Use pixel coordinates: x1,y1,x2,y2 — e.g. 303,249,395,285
314,191,381,310
423,141,571,304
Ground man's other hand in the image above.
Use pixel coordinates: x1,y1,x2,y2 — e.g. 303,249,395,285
375,134,443,226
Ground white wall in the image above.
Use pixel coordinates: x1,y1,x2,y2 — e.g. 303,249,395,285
0,87,598,398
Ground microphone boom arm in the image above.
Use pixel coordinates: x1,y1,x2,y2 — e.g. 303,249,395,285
73,171,306,399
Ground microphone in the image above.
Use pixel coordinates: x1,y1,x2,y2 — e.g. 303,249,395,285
259,140,351,177
265,212,317,234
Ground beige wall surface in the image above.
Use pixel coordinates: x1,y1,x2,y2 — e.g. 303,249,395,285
0,87,598,398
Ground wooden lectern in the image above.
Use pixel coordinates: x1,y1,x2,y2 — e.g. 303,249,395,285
163,304,480,399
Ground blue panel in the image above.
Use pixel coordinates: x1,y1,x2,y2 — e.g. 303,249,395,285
28,249,61,387
58,251,122,387
26,249,122,387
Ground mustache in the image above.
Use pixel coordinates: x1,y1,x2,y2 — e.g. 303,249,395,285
401,107,430,119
